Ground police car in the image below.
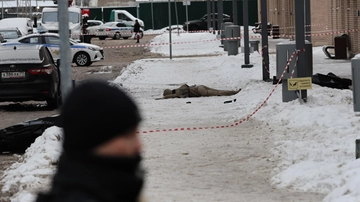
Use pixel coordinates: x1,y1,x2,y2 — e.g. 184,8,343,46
86,21,143,40
2,33,104,66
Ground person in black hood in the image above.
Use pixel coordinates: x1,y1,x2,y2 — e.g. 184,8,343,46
35,80,145,202
134,19,141,43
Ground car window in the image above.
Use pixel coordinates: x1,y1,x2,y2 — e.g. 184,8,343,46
0,31,19,39
116,23,126,27
19,36,41,44
118,13,131,21
44,36,60,45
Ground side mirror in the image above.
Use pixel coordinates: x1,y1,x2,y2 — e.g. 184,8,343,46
2,40,7,43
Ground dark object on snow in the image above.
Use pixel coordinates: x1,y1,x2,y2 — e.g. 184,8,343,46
0,116,59,153
323,34,351,59
312,72,352,90
224,99,237,104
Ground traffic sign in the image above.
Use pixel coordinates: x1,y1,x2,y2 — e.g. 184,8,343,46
183,0,190,6
287,77,312,91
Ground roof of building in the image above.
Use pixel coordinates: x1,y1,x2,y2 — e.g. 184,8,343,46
1,0,56,9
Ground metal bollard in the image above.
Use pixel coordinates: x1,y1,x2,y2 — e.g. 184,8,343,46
351,57,360,112
223,22,234,51
226,25,240,56
276,41,313,102
356,139,360,159
249,40,260,52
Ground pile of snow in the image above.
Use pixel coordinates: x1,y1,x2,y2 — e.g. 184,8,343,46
2,30,360,202
1,127,63,202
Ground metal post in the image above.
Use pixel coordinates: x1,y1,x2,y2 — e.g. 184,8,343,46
174,0,180,35
185,0,189,32
295,0,307,101
232,0,237,25
30,0,32,19
261,0,269,81
356,139,360,159
101,7,104,22
136,3,140,18
1,0,3,20
218,0,223,34
305,0,311,42
168,0,172,59
242,0,253,68
207,0,211,30
59,0,72,102
151,1,154,30
212,0,215,33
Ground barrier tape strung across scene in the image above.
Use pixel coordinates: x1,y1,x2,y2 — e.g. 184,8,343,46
272,23,328,30
5,28,357,51
257,45,270,75
65,23,329,37
101,36,242,49
98,28,358,50
138,51,301,134
249,28,359,39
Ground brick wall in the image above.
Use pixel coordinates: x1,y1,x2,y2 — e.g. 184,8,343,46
257,0,331,46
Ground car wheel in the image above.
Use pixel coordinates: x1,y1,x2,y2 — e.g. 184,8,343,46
74,52,91,66
122,37,129,40
113,32,121,40
99,36,106,40
46,93,61,109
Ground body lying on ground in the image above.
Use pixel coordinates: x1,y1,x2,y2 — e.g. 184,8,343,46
157,84,241,99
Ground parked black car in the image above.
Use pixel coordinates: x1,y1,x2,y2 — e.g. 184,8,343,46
183,13,233,31
0,45,61,108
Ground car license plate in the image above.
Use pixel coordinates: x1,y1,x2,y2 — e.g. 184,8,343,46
98,29,104,31
1,72,25,79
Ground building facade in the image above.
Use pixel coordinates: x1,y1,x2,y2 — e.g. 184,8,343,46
258,0,360,54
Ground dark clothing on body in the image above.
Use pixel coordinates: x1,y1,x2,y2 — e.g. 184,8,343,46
163,84,240,99
134,22,141,43
133,23,140,33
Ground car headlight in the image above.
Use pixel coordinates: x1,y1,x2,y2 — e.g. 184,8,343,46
87,46,97,51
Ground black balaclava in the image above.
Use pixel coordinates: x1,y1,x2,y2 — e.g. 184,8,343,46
42,80,144,202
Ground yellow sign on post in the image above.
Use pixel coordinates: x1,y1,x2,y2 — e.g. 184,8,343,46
287,77,312,91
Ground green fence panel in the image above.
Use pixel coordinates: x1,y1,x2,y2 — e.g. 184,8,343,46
86,0,258,30
139,0,258,30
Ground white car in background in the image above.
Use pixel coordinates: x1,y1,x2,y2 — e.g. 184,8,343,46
87,20,104,27
2,33,104,66
0,27,23,42
0,18,34,35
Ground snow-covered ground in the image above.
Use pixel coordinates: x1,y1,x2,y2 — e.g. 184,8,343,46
1,29,360,202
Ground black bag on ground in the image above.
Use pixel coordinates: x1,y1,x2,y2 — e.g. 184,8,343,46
312,72,352,90
0,116,59,153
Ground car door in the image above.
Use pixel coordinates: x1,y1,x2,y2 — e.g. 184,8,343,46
116,22,131,37
43,36,61,61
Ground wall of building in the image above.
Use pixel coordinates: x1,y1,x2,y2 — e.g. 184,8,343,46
258,0,331,47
